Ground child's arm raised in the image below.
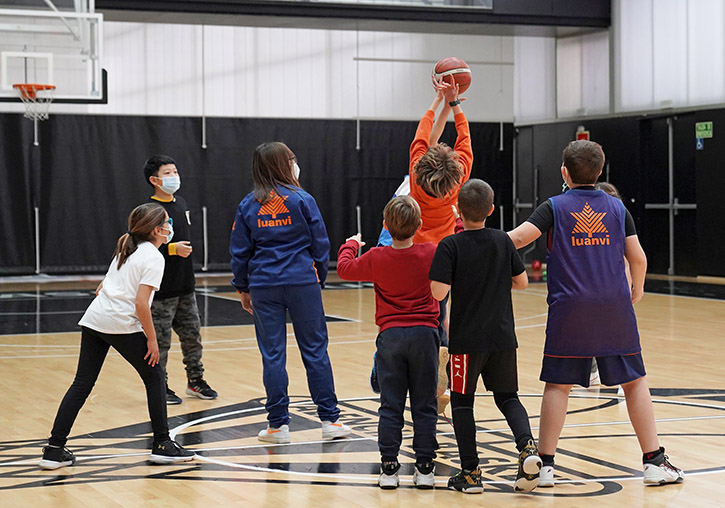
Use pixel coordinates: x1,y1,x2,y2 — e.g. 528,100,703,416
336,234,374,282
136,284,160,366
624,235,647,304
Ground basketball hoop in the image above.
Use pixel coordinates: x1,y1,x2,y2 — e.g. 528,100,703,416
13,83,56,121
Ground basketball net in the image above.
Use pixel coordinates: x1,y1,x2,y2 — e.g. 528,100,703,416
13,83,56,121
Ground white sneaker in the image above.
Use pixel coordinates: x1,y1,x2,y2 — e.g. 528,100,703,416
321,420,352,440
413,463,435,489
538,465,555,487
379,463,400,489
258,424,290,444
643,457,684,485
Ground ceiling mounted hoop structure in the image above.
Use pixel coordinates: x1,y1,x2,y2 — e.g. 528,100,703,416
13,83,56,121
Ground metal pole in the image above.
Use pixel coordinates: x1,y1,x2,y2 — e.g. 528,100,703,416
355,30,361,151
499,122,504,152
356,205,362,287
667,118,675,275
201,205,208,271
34,206,40,274
33,118,39,146
499,205,504,230
201,25,207,149
512,133,517,227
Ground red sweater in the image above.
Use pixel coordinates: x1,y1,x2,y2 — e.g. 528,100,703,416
409,109,473,245
336,240,439,332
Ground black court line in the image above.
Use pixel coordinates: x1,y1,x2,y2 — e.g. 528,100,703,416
0,290,351,336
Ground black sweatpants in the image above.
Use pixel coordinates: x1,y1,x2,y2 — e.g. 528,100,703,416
376,325,439,462
48,326,170,447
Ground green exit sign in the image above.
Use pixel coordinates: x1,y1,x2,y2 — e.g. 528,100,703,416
696,121,713,138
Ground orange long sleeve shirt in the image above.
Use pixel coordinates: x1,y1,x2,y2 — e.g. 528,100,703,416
409,109,473,245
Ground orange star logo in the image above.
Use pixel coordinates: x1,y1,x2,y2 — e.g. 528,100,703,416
258,191,290,219
570,202,608,238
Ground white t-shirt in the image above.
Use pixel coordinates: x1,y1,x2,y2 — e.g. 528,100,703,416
79,241,165,334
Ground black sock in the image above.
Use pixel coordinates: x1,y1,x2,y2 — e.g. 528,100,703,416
415,461,434,474
643,447,664,465
540,454,555,467
381,460,400,475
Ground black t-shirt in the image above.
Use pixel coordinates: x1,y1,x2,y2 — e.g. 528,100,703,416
429,228,525,354
149,195,196,299
527,187,637,236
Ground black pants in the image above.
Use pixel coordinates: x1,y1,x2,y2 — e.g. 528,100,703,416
376,326,439,462
48,326,170,447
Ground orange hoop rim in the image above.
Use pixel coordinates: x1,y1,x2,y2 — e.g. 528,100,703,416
13,83,56,100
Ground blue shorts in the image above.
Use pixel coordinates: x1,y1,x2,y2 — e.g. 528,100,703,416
540,353,646,387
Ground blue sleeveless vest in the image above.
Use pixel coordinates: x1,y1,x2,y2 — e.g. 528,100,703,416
544,189,640,357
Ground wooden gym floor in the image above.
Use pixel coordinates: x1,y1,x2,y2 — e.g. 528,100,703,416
0,274,723,507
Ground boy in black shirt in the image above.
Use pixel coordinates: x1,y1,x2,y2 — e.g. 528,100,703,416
144,155,217,404
429,179,540,494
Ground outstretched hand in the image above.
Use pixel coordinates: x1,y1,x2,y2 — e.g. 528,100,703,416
346,233,366,248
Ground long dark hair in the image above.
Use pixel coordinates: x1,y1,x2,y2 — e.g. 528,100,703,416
252,142,300,204
114,203,166,269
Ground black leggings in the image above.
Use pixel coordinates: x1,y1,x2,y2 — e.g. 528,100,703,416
48,326,169,447
451,391,533,470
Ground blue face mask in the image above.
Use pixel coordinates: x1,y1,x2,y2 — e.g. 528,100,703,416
159,220,174,244
157,176,181,195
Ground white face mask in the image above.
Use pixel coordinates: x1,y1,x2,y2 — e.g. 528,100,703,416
293,162,300,180
156,176,181,195
159,223,174,244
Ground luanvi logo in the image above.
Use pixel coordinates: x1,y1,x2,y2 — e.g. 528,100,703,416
570,202,609,246
257,191,291,228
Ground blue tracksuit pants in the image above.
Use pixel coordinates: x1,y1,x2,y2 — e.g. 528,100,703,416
250,283,340,427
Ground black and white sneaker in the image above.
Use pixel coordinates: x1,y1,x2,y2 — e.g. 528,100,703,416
39,445,76,470
149,440,196,464
186,378,218,400
166,386,183,405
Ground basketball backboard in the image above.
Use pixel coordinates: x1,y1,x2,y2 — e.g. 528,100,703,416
0,0,105,103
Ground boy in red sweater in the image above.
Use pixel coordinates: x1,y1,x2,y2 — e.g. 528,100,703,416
338,196,439,490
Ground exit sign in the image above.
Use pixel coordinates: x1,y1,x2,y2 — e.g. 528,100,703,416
695,121,713,138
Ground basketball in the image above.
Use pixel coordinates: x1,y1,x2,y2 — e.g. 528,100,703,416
433,57,472,94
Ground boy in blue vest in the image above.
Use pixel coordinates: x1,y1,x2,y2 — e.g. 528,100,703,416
508,140,684,487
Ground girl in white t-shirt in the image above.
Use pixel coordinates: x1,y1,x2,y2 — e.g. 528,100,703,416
40,203,195,470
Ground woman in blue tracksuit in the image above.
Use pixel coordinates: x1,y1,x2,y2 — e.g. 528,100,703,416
230,141,351,444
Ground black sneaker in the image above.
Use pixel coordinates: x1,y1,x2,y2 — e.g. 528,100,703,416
39,445,76,470
514,439,542,492
369,353,380,394
166,386,183,405
186,378,218,400
448,468,483,494
149,440,196,464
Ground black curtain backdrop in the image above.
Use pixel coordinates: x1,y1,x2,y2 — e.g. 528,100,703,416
0,113,510,275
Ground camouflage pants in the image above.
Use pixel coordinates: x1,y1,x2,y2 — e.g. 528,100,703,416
151,292,204,382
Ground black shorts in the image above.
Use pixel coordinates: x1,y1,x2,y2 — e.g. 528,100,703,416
449,350,518,395
540,353,646,387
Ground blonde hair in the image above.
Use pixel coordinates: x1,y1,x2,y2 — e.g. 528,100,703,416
383,196,421,241
414,143,464,199
114,203,166,269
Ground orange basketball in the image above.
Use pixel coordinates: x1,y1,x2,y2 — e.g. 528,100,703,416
433,57,472,94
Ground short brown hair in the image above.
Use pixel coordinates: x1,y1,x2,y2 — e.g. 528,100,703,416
457,179,494,222
562,140,605,184
414,143,464,199
383,195,421,241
